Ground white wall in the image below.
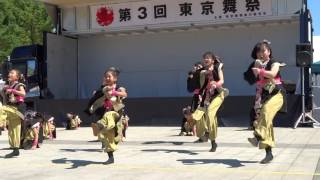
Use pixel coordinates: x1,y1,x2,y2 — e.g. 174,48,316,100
77,22,300,98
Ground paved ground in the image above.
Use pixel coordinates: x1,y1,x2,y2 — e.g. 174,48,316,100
0,127,320,180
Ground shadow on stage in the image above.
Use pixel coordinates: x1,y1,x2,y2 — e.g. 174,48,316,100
177,159,258,168
142,149,198,155
234,128,254,132
87,140,100,143
142,141,188,146
60,148,102,153
52,158,104,169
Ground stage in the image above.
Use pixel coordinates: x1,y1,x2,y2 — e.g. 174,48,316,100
0,127,319,180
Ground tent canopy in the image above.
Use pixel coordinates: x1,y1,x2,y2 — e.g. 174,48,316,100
312,61,320,74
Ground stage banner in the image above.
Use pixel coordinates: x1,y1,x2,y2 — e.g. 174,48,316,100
90,0,272,30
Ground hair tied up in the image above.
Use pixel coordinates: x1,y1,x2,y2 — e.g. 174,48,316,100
106,67,120,77
262,39,271,45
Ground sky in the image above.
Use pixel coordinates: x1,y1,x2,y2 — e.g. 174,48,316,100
309,0,319,36
309,0,320,61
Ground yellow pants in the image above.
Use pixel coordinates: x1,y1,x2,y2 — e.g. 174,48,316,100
24,128,36,141
193,92,224,140
255,92,283,149
97,111,120,152
195,112,208,138
70,119,77,129
0,105,22,148
43,121,50,138
70,117,81,129
0,109,7,128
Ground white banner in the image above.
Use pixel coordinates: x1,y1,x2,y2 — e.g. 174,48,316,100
91,0,272,30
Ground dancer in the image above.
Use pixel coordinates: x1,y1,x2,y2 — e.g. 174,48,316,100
188,52,227,152
247,40,286,164
0,69,26,158
91,67,128,164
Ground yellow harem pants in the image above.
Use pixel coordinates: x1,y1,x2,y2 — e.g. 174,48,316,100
192,92,224,141
0,105,22,148
97,111,120,153
70,119,78,129
254,92,283,149
24,128,36,141
43,121,50,138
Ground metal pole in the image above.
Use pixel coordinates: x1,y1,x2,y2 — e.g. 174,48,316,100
300,0,311,111
302,67,306,123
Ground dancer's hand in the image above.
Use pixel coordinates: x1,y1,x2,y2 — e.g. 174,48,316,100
6,88,15,94
209,81,217,89
252,68,260,77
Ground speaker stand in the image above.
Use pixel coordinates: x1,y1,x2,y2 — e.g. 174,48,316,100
294,67,320,128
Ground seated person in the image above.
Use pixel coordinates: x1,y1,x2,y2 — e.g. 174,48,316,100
21,111,44,150
43,114,56,140
66,113,82,130
179,106,195,136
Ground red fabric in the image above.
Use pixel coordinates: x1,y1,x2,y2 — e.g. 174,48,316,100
104,99,113,110
7,88,25,103
16,96,24,103
257,77,282,86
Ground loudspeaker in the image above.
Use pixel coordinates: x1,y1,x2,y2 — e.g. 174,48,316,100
296,43,312,67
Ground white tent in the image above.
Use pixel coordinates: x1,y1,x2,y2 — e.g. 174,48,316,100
314,36,320,62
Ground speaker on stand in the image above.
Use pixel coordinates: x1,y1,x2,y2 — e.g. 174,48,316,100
294,43,320,128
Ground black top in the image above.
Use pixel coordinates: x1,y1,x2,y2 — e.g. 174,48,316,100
264,59,281,80
187,68,204,93
211,62,222,82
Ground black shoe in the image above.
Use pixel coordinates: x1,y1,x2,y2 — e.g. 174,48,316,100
4,148,19,158
202,132,209,142
200,132,209,142
104,157,114,164
194,138,204,143
101,142,106,149
248,137,259,147
260,154,273,164
194,133,209,143
209,140,217,152
104,152,114,165
179,132,186,136
260,147,273,164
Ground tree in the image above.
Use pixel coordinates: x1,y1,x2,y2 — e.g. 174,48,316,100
0,0,53,62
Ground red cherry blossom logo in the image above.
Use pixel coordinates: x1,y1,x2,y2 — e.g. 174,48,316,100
96,7,114,27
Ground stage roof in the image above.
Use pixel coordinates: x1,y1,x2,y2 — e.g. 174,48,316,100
39,0,106,6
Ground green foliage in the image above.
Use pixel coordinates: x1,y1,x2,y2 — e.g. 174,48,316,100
0,0,53,62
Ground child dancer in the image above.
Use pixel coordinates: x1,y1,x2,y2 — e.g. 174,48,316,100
0,69,26,158
91,67,128,164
